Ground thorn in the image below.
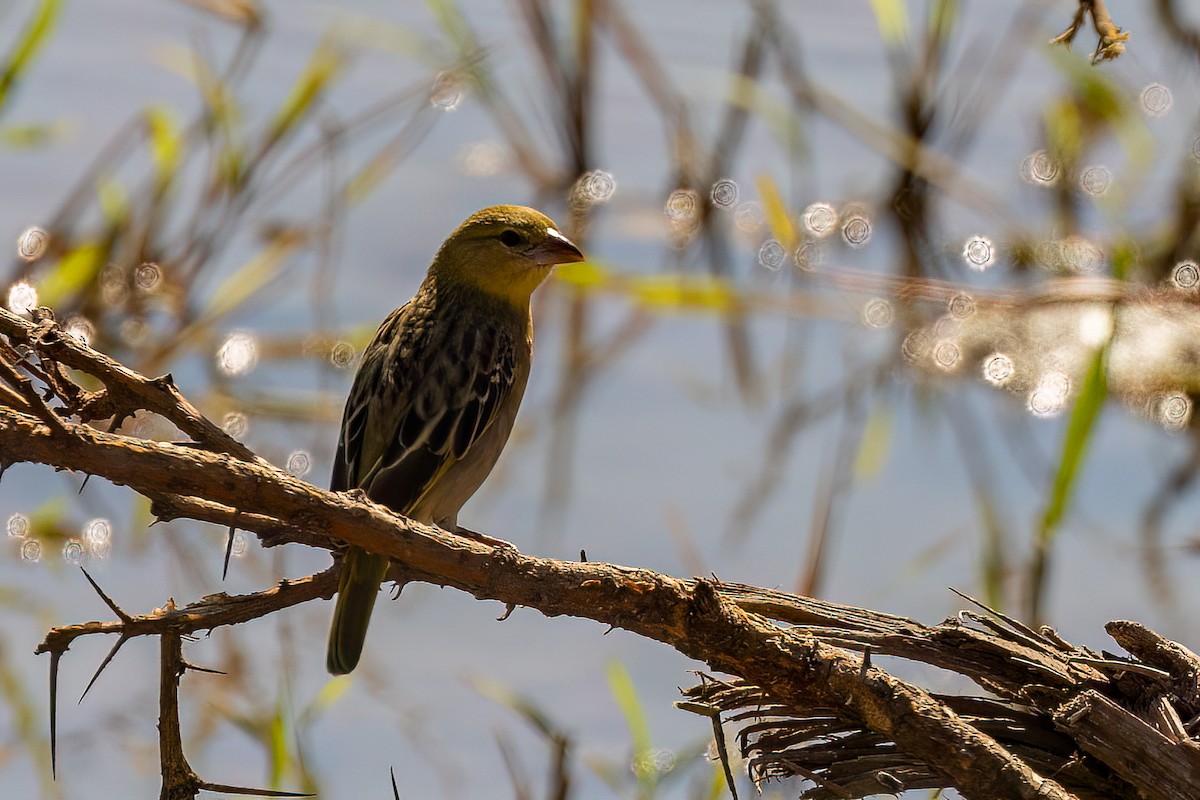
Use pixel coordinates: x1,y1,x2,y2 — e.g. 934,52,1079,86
80,567,132,622
673,700,719,716
222,526,237,581
197,781,314,797
391,767,400,800
182,660,226,676
579,549,587,562
949,587,1043,639
603,625,615,635
78,474,91,495
79,634,130,704
709,709,740,800
497,603,516,622
49,649,61,779
860,645,872,678
171,441,216,451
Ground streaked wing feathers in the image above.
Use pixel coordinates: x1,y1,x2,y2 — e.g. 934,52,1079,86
332,299,518,513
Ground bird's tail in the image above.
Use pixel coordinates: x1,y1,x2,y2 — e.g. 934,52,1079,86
326,546,390,675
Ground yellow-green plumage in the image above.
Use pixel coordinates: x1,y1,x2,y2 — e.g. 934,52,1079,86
326,205,584,675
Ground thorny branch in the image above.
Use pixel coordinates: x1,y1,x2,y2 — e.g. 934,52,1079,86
4,305,1200,799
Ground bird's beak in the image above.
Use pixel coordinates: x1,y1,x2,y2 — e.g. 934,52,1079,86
530,227,585,267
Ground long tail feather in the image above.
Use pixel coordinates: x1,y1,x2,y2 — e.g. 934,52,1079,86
326,547,389,674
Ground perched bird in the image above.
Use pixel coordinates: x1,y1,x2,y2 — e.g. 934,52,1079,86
326,205,584,675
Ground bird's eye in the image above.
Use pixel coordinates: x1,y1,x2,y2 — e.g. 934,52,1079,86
499,230,526,248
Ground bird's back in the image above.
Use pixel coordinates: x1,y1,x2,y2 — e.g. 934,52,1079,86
331,281,532,527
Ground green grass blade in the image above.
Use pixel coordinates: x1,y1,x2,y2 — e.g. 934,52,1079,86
38,240,108,308
1030,342,1109,619
265,39,342,149
145,107,182,189
0,0,64,112
268,691,288,788
755,174,797,251
605,660,657,797
869,0,909,45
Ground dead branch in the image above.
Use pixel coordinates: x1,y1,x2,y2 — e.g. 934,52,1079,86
1050,0,1130,64
4,305,1200,799
1055,690,1200,800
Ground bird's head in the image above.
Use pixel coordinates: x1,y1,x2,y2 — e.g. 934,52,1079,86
430,205,585,304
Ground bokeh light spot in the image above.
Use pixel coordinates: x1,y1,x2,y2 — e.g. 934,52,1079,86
20,538,41,563
222,411,249,440
862,298,893,328
216,332,258,376
933,340,961,371
329,341,356,369
7,280,38,315
456,141,506,176
792,241,819,272
757,239,786,271
962,235,994,270
901,329,932,363
17,226,48,261
1028,372,1070,418
665,188,700,222
631,749,676,779
948,293,975,319
286,450,312,477
84,518,111,547
982,353,1014,386
1171,260,1200,291
802,202,838,238
1079,165,1111,197
134,262,163,292
709,179,739,208
63,539,84,565
1078,306,1113,347
64,315,95,346
1060,235,1102,273
1140,83,1173,117
230,531,248,558
570,170,617,209
733,201,764,233
121,318,148,346
1155,393,1192,431
7,512,29,538
1021,149,1060,187
840,211,872,248
430,72,463,110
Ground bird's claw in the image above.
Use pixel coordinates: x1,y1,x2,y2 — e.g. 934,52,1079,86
344,488,370,503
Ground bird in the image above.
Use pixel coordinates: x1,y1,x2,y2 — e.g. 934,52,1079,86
325,205,585,675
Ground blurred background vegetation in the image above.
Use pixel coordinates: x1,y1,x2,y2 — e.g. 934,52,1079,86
3,0,1200,797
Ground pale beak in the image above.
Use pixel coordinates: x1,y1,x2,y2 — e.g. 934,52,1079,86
529,227,585,266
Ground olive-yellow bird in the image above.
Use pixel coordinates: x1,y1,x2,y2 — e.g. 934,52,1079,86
326,205,584,675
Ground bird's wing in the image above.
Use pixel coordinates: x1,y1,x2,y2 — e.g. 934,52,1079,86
332,303,519,514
